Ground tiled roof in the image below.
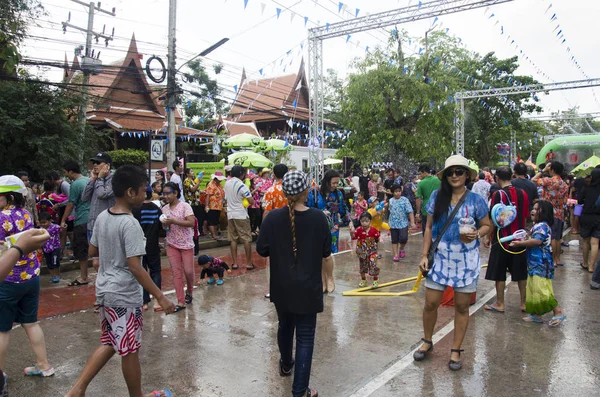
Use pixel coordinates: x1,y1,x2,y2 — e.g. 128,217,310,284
222,120,260,136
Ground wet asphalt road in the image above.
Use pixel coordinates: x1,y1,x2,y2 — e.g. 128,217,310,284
4,231,598,396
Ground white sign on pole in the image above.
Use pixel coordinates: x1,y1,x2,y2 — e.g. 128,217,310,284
151,139,166,161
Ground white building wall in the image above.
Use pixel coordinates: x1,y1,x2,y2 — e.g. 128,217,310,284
288,146,337,172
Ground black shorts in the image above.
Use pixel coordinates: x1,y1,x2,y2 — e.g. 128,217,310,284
551,219,564,240
391,227,409,244
580,217,600,239
206,210,221,226
59,206,74,232
485,242,528,282
72,224,89,261
44,248,62,270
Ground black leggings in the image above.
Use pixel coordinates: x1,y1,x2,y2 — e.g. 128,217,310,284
191,205,205,233
248,207,262,233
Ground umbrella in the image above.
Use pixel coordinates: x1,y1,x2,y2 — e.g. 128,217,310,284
256,138,293,152
323,158,343,165
467,159,479,174
222,133,264,149
571,155,600,176
228,151,273,168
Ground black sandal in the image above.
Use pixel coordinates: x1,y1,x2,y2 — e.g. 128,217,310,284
413,338,433,361
231,264,239,270
173,305,186,313
279,359,294,377
448,349,464,371
246,263,256,270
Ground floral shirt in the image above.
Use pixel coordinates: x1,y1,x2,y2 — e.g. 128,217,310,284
0,206,40,283
256,177,273,196
388,196,413,229
353,199,368,220
42,223,62,253
527,222,554,279
205,180,225,211
162,201,195,250
183,178,201,206
351,226,380,259
249,184,261,209
368,180,378,199
426,190,489,288
263,181,287,211
536,176,569,221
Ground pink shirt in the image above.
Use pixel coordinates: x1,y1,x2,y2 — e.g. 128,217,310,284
162,201,195,250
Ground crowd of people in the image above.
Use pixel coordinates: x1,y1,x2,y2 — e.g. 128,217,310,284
0,150,598,397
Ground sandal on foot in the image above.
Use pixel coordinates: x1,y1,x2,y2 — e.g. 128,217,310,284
154,306,164,312
413,338,433,361
231,264,239,270
173,305,186,313
549,314,566,327
151,390,172,397
24,365,55,377
306,388,318,397
279,359,294,377
580,263,589,270
185,294,193,304
246,263,256,270
448,349,464,371
484,304,505,313
523,314,543,323
68,279,89,286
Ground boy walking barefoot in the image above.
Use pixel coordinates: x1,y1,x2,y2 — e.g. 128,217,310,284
65,165,175,397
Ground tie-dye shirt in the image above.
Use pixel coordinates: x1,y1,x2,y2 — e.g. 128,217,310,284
0,206,40,283
426,190,488,288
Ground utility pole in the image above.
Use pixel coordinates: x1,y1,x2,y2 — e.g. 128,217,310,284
166,0,178,171
62,1,115,163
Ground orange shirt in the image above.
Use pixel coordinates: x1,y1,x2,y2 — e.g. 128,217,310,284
263,180,288,211
205,180,225,211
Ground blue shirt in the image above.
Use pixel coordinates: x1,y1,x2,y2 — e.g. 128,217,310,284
527,222,554,279
388,196,413,229
307,189,346,226
425,190,488,288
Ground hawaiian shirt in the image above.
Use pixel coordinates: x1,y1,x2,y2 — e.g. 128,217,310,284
536,176,569,221
42,223,62,253
527,222,554,279
307,189,347,230
256,177,272,196
351,226,380,259
426,190,489,288
471,180,491,202
263,181,288,211
249,183,261,209
205,180,225,211
388,196,413,229
0,206,40,283
183,178,201,206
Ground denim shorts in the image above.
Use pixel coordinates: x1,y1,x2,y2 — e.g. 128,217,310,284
0,277,40,332
425,276,478,294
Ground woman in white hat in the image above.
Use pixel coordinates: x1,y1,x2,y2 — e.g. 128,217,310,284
257,170,332,397
413,155,491,371
0,175,55,379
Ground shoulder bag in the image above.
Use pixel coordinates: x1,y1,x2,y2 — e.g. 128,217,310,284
425,190,469,274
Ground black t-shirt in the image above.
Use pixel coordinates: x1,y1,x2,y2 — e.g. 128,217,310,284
573,178,586,201
256,207,331,314
579,184,600,215
359,175,370,194
133,202,162,255
489,183,501,198
511,178,538,209
383,178,395,199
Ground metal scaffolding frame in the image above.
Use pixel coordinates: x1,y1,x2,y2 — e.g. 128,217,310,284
454,77,600,156
307,0,515,183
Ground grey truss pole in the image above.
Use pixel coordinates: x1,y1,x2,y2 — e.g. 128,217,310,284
454,77,600,156
307,0,515,182
455,98,465,156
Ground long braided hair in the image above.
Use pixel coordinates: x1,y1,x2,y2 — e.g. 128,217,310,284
285,190,306,266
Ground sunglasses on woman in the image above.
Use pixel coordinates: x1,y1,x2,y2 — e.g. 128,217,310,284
445,168,467,177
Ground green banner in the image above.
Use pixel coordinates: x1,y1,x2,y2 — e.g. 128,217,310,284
188,162,225,190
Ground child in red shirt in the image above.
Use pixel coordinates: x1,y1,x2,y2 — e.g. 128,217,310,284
349,212,381,287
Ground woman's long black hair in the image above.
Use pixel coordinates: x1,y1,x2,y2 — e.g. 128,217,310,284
2,192,25,209
320,169,340,201
432,169,471,222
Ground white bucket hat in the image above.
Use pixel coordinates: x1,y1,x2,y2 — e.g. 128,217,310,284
0,175,26,194
436,155,478,181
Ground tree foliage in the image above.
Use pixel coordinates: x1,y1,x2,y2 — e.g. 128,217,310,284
0,0,43,76
339,30,543,168
182,60,227,129
0,80,106,179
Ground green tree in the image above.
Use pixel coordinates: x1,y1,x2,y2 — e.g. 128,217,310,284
322,68,345,125
182,60,227,129
0,80,106,179
0,0,43,76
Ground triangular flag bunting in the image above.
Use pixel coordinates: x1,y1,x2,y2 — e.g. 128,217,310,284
276,8,281,18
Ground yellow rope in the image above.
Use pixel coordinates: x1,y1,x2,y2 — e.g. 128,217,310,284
497,229,526,255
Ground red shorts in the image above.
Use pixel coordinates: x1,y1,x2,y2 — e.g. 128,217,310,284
99,306,143,356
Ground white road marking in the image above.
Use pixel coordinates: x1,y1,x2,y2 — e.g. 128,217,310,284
348,279,510,397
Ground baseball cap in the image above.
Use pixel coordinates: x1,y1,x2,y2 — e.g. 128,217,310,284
89,152,113,164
